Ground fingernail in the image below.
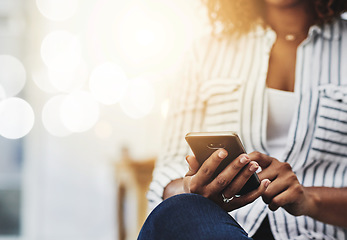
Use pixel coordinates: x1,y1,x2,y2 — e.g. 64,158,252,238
218,150,227,158
240,154,250,164
249,162,259,172
185,155,189,162
264,179,271,188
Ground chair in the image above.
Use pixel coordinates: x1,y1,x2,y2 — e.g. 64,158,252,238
115,147,155,240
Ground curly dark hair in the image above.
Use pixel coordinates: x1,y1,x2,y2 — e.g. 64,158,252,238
203,0,347,35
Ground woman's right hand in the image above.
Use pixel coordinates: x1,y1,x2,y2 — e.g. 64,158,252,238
183,149,270,212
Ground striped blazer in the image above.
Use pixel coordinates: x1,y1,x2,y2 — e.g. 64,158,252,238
148,18,347,240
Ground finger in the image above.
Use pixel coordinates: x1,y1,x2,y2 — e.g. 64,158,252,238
183,175,193,193
248,151,273,169
224,179,271,212
185,155,200,176
257,166,278,182
205,154,251,194
262,170,299,204
268,195,284,212
222,161,259,198
262,178,289,204
267,186,297,212
194,148,228,184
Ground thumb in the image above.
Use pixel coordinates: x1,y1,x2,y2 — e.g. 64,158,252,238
185,155,200,176
227,179,271,211
248,151,272,169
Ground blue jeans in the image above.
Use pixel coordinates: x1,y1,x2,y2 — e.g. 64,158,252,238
138,193,252,240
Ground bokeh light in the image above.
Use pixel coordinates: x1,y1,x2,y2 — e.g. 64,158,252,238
41,30,82,72
48,60,88,93
161,98,170,119
120,77,155,119
32,68,59,94
85,0,200,75
136,29,155,46
89,62,128,105
42,95,72,137
0,55,26,98
0,98,35,139
60,90,100,132
115,5,166,64
94,120,113,140
36,0,79,21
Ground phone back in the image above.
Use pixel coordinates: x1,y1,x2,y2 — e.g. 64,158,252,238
185,132,245,179
185,131,260,195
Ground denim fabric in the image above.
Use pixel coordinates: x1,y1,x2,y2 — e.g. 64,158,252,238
138,193,252,240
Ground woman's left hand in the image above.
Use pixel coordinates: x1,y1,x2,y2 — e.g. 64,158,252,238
249,152,315,216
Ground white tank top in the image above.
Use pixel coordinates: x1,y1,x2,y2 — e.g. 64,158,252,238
266,88,298,160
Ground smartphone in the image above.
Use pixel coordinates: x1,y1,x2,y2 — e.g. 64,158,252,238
185,131,260,195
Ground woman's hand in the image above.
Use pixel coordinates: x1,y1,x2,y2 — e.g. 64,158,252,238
184,149,270,212
249,152,315,216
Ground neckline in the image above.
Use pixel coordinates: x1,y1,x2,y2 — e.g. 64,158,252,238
267,87,295,95
250,18,343,41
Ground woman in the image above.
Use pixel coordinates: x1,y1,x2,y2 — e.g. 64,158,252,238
140,0,347,239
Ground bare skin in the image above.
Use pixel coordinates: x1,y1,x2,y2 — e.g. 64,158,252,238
254,152,347,228
163,0,347,229
265,0,316,92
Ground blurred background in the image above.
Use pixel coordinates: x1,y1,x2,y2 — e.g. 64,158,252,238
0,0,208,239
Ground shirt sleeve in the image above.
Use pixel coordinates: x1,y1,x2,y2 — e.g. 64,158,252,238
147,46,205,211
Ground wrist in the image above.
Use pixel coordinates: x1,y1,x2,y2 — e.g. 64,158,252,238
304,187,321,218
163,178,186,200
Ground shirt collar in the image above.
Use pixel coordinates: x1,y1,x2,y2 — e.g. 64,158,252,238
252,17,343,41
308,18,342,41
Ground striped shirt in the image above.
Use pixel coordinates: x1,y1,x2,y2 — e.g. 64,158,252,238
147,18,347,240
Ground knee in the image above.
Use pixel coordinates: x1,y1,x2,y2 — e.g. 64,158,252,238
138,194,210,239
138,194,250,240
144,193,207,226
